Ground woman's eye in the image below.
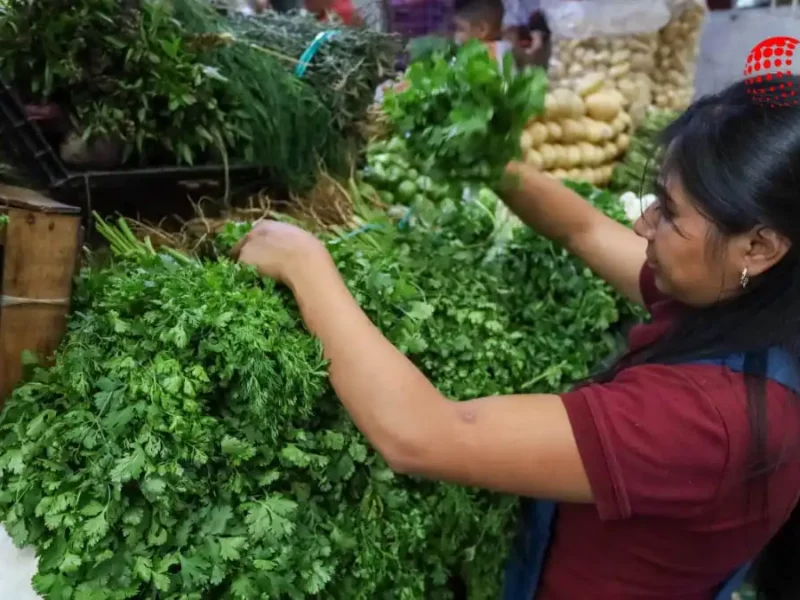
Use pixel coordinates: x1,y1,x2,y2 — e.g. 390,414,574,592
655,199,673,220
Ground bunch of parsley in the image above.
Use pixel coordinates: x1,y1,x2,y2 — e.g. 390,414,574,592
382,40,548,188
0,185,634,600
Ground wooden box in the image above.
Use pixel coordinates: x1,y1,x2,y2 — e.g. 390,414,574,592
0,185,81,402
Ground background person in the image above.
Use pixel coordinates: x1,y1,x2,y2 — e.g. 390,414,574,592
453,0,513,66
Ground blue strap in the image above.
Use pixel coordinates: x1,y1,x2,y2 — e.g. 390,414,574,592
716,564,751,600
692,347,800,394
502,348,799,599
295,30,340,77
397,205,414,230
502,499,556,600
326,223,384,245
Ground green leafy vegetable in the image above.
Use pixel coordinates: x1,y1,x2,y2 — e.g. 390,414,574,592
610,109,680,195
0,187,637,599
383,40,548,188
0,0,240,167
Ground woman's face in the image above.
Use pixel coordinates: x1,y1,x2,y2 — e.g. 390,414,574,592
633,172,750,307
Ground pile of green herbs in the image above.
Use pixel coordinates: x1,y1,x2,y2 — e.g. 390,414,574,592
0,0,397,191
382,40,548,189
610,109,679,195
0,185,636,600
0,0,242,168
221,8,399,138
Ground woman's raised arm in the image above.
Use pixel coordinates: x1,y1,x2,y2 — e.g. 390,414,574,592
503,162,647,305
234,221,592,502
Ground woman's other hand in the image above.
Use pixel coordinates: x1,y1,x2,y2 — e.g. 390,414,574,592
231,220,331,286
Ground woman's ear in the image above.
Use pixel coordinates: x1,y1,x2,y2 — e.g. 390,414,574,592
744,227,792,277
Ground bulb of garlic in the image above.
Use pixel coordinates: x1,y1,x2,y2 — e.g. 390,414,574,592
619,191,656,221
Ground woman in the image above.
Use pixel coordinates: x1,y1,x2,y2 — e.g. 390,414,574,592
233,80,800,599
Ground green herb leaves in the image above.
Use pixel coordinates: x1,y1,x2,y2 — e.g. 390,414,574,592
383,41,548,188
0,185,636,599
0,0,239,167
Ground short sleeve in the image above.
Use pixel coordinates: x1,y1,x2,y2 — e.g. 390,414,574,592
561,364,730,521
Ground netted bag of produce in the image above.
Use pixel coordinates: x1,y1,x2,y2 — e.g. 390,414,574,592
652,0,707,111
544,0,671,125
520,83,633,187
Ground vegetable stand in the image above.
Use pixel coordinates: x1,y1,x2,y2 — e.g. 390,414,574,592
0,38,651,599
0,188,639,600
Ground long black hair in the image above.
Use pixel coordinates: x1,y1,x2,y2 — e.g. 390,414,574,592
597,79,800,599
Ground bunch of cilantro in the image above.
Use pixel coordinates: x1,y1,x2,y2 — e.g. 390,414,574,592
382,40,548,188
0,184,636,600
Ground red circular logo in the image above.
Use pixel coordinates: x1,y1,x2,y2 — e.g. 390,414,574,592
743,36,799,107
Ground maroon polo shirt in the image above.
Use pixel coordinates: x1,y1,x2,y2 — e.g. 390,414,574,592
541,265,800,600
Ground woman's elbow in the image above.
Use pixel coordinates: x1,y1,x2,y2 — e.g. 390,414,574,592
377,434,429,476
374,400,455,477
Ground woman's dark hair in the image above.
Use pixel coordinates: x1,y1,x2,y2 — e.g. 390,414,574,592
527,9,550,41
595,79,800,599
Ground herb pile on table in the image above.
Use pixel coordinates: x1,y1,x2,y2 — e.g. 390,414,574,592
0,185,636,600
0,0,398,192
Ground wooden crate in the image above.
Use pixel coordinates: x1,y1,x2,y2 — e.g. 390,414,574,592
0,185,81,402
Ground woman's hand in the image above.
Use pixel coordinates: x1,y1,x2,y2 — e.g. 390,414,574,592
231,220,331,286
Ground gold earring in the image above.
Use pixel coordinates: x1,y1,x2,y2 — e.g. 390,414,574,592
740,267,750,290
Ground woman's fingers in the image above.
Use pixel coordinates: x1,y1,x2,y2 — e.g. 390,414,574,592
230,219,269,260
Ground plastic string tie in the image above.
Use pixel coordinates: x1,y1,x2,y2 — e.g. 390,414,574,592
328,223,385,245
328,205,417,244
295,30,340,77
397,205,415,230
1,295,69,308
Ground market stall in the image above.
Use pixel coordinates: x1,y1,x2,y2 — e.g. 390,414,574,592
0,16,658,595
0,0,398,208
0,0,734,593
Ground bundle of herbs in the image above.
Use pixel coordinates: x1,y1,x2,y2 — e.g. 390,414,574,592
382,40,548,189
222,8,400,139
0,0,348,191
170,0,346,190
0,189,635,599
0,0,242,168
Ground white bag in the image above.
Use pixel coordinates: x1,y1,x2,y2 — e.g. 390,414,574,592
542,0,671,39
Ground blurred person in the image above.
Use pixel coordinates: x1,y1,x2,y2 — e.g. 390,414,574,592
306,0,364,26
453,0,503,44
453,0,512,66
516,8,550,67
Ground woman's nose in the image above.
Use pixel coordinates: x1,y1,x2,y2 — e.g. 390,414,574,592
634,205,657,241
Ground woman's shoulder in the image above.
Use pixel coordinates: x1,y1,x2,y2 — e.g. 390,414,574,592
561,362,800,521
